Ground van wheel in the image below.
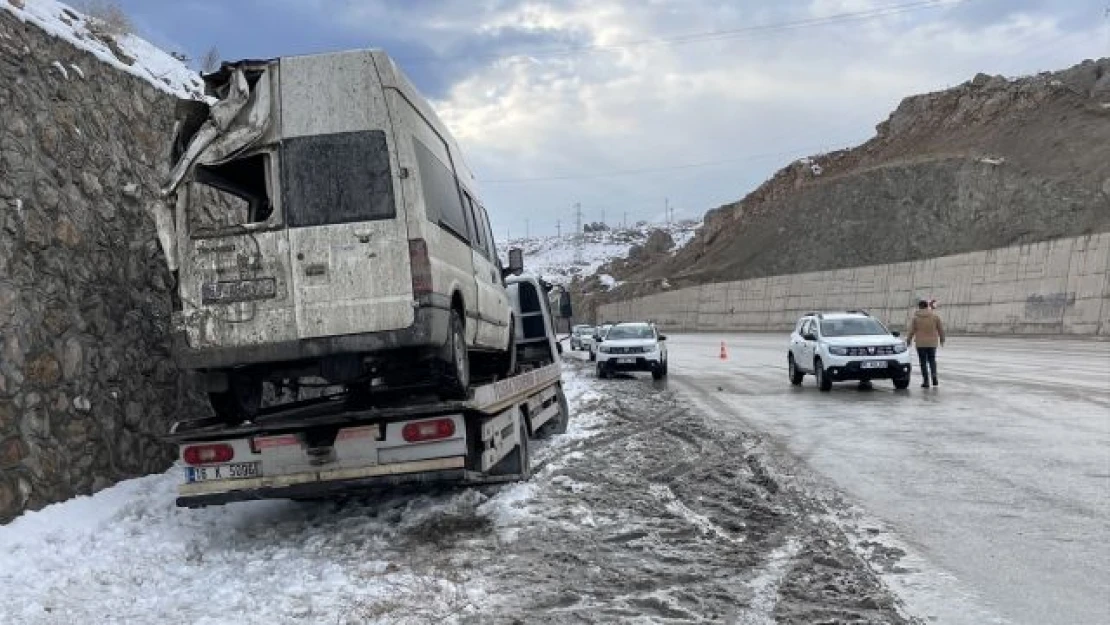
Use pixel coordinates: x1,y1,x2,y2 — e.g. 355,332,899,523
496,322,517,379
443,309,470,399
208,374,262,425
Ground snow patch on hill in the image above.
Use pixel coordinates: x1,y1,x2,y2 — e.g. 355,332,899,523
499,221,699,286
1,0,204,99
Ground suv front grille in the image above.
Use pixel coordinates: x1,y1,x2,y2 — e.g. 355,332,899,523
609,346,646,354
846,346,895,356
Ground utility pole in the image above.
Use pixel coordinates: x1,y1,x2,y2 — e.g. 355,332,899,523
556,220,561,238
664,197,670,227
623,211,628,230
574,202,583,265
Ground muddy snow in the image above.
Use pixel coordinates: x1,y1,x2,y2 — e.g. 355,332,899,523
0,362,908,624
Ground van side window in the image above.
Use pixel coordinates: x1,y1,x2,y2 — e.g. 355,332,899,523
413,138,469,242
282,130,394,228
464,194,486,257
478,206,498,260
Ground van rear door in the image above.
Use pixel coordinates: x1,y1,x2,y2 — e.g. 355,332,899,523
278,52,414,339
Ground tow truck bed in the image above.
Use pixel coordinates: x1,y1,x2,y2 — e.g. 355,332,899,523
169,363,566,508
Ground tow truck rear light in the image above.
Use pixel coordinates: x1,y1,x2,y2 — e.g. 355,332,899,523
182,443,234,465
408,239,432,296
402,418,456,443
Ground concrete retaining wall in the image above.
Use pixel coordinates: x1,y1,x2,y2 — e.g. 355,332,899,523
599,233,1110,336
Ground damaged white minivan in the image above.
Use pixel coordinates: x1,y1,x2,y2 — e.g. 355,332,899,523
152,49,518,423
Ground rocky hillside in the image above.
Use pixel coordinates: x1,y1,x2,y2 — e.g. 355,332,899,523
600,58,1110,304
0,0,206,523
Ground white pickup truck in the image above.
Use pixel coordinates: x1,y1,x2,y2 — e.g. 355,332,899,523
166,274,570,508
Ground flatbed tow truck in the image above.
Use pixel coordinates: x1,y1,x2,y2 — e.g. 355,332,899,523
167,274,570,508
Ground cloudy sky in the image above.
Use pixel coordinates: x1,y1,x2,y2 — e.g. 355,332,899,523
113,0,1106,238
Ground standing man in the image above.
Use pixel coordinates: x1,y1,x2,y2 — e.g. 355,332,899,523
906,299,945,388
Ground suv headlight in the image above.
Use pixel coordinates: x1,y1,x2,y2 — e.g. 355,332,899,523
599,345,610,353
893,342,908,353
644,344,657,353
828,346,849,356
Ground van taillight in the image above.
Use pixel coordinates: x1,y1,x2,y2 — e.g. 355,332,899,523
402,418,456,443
409,239,432,296
182,443,234,465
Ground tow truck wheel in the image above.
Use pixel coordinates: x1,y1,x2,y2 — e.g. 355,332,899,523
443,309,470,399
208,374,262,425
490,416,531,479
537,384,570,437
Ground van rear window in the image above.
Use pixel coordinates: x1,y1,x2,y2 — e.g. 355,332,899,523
282,130,395,228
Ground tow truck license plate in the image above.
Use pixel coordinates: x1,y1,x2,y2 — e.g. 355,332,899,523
186,462,259,483
861,361,887,369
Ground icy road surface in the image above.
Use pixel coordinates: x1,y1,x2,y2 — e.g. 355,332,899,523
665,333,1110,625
0,364,910,625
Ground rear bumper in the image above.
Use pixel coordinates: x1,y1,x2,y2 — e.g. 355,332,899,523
176,456,474,508
174,305,450,369
825,360,912,381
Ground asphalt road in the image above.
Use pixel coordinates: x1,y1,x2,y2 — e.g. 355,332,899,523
663,333,1110,625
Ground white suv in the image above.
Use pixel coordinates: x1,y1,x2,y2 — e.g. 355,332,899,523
596,322,668,380
788,311,911,391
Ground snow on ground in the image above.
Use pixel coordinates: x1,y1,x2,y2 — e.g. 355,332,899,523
0,368,609,625
1,0,204,99
498,221,699,286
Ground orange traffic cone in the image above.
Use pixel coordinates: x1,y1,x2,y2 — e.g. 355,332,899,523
719,341,728,360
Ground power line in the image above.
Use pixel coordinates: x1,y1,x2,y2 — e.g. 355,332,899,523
395,0,968,64
481,144,847,184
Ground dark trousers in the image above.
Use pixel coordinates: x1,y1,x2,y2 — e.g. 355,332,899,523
917,347,938,382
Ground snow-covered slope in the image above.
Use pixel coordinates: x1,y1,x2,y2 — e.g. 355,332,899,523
499,221,700,286
1,0,204,99
0,369,606,625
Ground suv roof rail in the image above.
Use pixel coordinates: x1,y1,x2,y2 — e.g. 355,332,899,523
844,309,871,316
803,311,820,318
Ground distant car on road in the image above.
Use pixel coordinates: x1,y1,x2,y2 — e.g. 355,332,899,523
595,322,669,380
588,323,614,361
570,324,595,351
788,311,911,391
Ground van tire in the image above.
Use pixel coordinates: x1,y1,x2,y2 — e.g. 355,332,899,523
496,320,517,379
443,309,470,399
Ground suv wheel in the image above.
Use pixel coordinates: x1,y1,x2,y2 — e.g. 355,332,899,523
597,362,608,379
893,376,910,390
814,357,832,392
442,309,470,398
589,349,596,362
788,354,804,386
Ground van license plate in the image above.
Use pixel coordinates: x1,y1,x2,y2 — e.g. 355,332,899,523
186,462,260,483
861,361,887,369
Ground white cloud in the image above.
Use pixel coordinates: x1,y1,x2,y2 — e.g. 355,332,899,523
297,0,1106,236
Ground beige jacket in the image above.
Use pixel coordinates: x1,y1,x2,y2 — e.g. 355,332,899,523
906,309,945,348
